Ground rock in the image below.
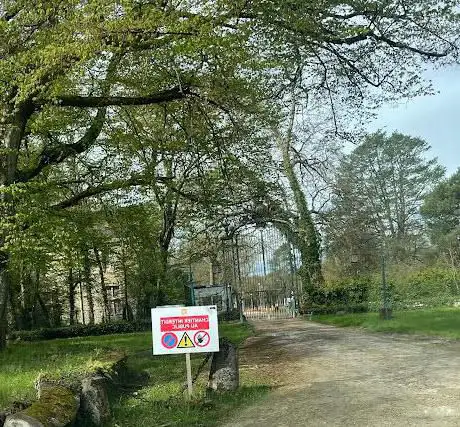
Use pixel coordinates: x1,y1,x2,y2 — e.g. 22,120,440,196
79,375,110,425
0,401,31,427
3,413,43,427
208,337,239,392
4,386,79,427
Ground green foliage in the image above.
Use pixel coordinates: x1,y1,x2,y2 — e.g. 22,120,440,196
421,168,460,269
312,263,460,315
9,321,151,342
300,277,370,314
422,168,460,237
218,309,243,322
0,0,459,350
325,131,445,280
387,265,460,309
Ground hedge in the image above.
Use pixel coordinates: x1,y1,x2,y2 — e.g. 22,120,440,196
9,321,151,342
300,303,369,315
9,311,244,342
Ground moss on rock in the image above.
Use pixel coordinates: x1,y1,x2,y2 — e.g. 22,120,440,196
20,386,79,427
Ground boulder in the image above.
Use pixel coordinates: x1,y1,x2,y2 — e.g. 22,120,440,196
3,413,43,427
4,386,79,427
79,375,110,425
208,337,239,392
0,402,31,427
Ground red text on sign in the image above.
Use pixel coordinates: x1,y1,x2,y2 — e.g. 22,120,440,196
160,316,209,332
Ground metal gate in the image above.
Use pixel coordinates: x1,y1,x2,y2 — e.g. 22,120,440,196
220,225,301,320
242,289,296,320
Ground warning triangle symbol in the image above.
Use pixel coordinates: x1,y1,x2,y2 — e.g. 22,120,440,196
177,332,195,349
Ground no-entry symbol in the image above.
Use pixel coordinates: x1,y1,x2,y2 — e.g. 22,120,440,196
193,331,210,347
161,332,178,349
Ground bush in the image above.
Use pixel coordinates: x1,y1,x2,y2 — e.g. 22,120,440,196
301,303,369,315
300,278,371,315
9,321,151,342
218,309,244,322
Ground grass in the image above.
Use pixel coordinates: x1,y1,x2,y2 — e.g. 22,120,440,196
313,307,460,339
0,321,267,427
108,321,270,427
0,332,150,408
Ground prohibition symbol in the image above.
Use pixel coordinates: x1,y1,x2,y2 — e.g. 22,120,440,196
161,332,178,349
193,331,210,347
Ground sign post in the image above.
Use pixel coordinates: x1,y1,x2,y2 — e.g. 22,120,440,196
151,305,219,399
185,353,193,398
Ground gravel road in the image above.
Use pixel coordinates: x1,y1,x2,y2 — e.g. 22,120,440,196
223,319,460,427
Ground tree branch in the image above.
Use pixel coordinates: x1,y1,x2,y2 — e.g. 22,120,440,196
51,86,190,108
16,108,107,183
53,174,200,209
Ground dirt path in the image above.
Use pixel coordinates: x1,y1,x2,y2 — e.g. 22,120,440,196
224,319,460,426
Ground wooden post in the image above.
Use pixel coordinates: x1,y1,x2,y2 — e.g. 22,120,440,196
185,353,193,399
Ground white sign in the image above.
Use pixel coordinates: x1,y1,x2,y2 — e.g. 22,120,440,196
151,305,219,355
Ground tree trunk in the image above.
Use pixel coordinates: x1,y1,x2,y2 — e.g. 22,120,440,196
83,250,95,324
36,292,51,328
275,114,323,296
79,282,86,325
0,258,9,350
68,268,76,326
94,247,111,322
121,249,133,321
0,102,33,349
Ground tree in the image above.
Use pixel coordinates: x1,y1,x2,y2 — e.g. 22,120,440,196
0,0,458,349
274,101,324,295
325,131,445,275
421,168,460,269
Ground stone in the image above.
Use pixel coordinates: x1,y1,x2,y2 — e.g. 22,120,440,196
79,375,111,426
208,337,239,392
3,413,43,427
5,386,79,427
0,401,31,427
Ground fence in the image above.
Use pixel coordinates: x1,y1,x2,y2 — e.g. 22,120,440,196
220,225,302,319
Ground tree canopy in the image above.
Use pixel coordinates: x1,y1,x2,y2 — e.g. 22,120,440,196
0,0,459,347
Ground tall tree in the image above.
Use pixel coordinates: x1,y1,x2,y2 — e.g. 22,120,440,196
326,131,445,274
0,0,458,349
421,168,460,268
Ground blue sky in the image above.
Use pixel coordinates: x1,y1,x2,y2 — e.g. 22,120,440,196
367,65,460,176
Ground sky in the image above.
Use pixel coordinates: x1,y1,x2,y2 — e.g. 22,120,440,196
367,65,460,176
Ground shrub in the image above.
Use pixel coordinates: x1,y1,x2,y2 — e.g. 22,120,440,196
218,309,244,322
9,321,151,342
300,277,371,314
300,303,369,315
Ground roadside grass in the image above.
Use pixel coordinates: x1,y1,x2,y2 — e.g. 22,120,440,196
0,332,151,408
312,307,460,339
1,321,266,426
108,321,270,427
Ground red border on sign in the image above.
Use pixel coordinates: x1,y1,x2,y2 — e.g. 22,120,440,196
161,332,178,349
193,331,210,347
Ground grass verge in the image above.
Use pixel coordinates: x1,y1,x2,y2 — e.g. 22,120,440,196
1,321,266,427
0,332,151,408
108,321,269,427
313,307,460,339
